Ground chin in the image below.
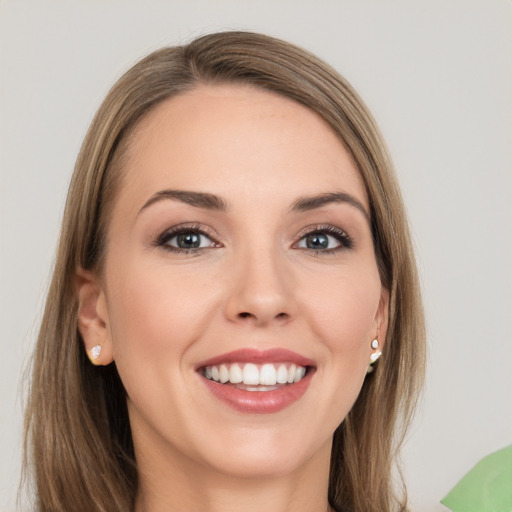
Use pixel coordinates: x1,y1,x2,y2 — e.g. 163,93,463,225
208,448,314,480
197,426,332,480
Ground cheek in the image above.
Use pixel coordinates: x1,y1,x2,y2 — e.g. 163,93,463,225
304,268,381,349
299,265,381,408
104,257,216,376
102,256,226,446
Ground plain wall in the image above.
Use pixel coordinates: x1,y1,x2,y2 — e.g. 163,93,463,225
1,1,511,511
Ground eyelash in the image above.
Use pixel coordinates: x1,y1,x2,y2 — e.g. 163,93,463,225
293,224,353,255
154,224,353,255
154,224,221,254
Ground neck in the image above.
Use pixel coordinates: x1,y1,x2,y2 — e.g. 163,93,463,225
134,436,333,512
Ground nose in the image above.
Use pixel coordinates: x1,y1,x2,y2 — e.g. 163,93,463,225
224,247,296,327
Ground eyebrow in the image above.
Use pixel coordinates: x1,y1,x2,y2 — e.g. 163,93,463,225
138,189,228,215
137,189,370,223
290,192,370,223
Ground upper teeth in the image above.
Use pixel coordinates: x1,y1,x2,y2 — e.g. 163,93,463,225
203,363,307,386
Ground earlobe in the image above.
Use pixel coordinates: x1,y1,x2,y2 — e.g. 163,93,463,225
75,268,114,366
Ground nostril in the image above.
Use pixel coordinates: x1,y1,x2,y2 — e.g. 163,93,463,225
235,311,289,323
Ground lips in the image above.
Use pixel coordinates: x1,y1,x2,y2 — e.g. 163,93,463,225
196,348,315,414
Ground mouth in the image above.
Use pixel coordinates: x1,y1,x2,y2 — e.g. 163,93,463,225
196,348,315,413
200,362,309,391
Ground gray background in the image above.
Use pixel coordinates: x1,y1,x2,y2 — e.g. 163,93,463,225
1,1,511,511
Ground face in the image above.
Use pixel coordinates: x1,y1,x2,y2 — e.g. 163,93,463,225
80,84,388,481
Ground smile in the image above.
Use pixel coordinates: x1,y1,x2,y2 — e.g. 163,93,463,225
201,362,307,390
197,348,315,413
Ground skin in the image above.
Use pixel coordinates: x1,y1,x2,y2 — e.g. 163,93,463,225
77,84,388,512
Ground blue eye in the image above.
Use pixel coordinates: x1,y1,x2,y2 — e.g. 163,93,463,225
300,233,335,250
295,226,353,253
156,226,219,253
170,232,210,249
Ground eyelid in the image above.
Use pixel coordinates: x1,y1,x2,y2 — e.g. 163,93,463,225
292,224,353,252
154,223,222,252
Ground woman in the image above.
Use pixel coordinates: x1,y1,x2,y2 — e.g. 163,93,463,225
24,31,425,512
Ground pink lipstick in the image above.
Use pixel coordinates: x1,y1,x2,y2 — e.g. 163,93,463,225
196,348,315,414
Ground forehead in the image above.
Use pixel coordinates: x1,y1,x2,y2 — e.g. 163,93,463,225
119,83,367,212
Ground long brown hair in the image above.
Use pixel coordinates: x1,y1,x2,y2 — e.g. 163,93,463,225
24,31,425,512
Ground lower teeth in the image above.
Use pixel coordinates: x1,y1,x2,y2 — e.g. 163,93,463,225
213,381,286,392
241,384,282,392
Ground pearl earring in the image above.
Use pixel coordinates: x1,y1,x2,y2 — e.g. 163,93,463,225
91,345,102,360
367,339,382,374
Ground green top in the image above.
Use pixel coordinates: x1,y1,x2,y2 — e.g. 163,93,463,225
441,444,512,512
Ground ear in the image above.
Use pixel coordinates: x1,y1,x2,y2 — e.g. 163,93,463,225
75,268,114,366
374,287,390,349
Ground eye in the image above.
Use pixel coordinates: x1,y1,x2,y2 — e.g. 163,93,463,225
298,233,337,250
294,225,353,253
155,225,220,253
170,232,210,249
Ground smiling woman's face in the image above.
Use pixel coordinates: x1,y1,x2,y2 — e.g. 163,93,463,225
81,84,388,481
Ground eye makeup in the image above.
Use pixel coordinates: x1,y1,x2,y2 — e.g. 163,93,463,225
153,223,221,254
153,221,353,257
293,224,354,255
